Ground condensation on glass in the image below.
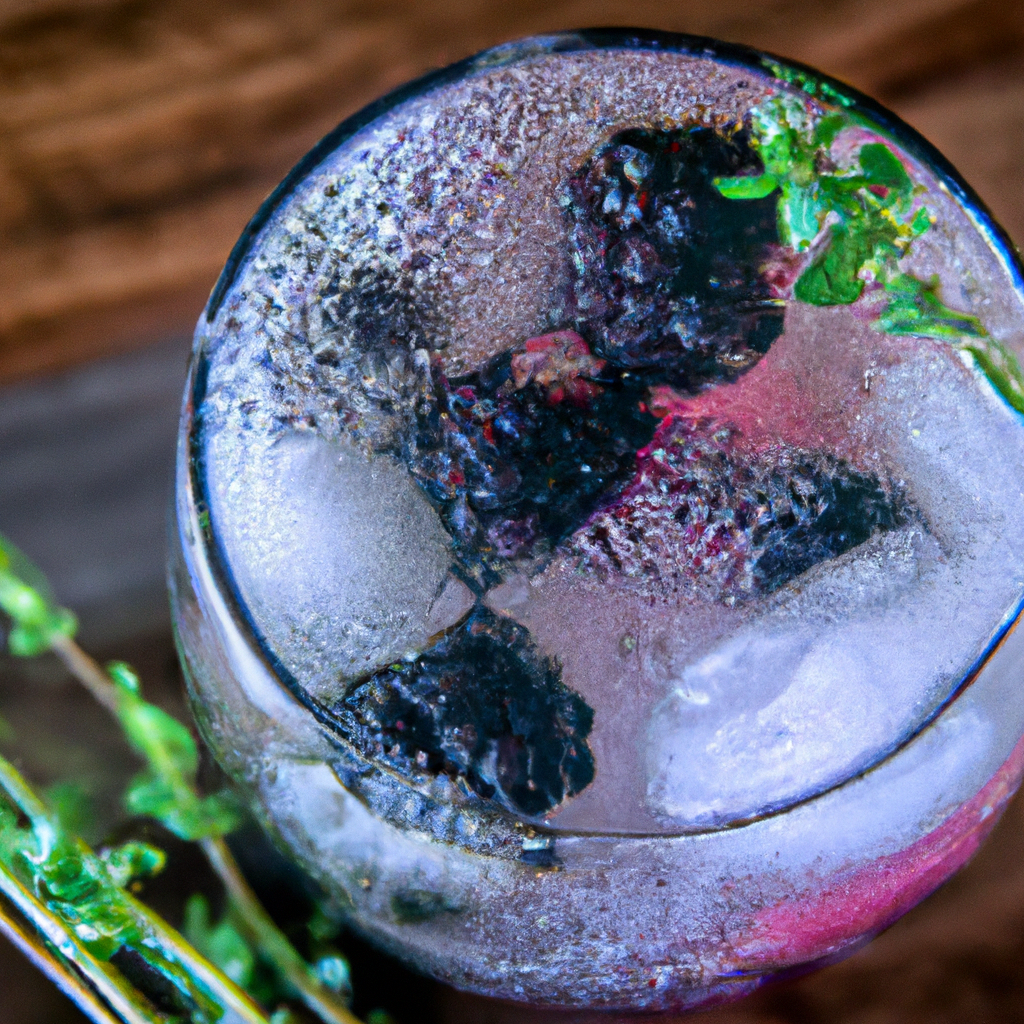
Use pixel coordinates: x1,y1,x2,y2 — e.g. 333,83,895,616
171,30,1024,1012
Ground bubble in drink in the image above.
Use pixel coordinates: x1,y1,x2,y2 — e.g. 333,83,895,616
172,31,1024,1012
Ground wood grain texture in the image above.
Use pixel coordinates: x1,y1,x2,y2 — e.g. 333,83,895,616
0,0,1022,382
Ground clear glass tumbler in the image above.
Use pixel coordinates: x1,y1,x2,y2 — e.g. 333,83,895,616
171,29,1024,1013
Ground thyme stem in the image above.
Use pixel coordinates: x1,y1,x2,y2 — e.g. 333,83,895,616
49,632,121,715
0,752,270,1024
49,632,358,1024
0,820,164,1024
202,837,361,1024
0,892,122,1024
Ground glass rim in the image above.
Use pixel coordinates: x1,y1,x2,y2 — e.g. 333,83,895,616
181,28,1024,839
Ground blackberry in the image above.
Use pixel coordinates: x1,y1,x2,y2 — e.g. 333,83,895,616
564,126,784,389
408,331,658,588
330,606,595,817
574,417,908,599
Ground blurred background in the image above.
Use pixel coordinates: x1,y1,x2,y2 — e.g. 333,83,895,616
0,1,1023,1021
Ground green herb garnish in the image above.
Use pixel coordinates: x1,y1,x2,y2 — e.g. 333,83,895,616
0,534,361,1024
714,92,1024,416
715,95,926,304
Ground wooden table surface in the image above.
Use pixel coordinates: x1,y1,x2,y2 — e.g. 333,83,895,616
0,0,1022,383
1,2,1024,1021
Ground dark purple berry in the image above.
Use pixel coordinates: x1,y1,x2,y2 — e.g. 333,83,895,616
563,126,784,389
408,333,658,587
574,417,909,598
329,606,595,817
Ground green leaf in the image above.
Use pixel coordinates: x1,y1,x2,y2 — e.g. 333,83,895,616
125,776,240,841
0,577,49,626
6,613,76,657
118,695,199,779
713,172,778,199
0,536,78,656
108,660,142,695
795,225,872,305
961,338,1024,415
778,180,827,250
812,113,846,149
0,538,58,610
124,775,179,821
877,273,988,339
910,205,932,236
110,661,240,839
34,839,101,903
186,894,257,989
859,142,913,200
101,841,166,888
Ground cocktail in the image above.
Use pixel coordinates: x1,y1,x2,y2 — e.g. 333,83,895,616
171,30,1024,1012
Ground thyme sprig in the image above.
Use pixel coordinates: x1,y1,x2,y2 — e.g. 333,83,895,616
0,752,262,1024
0,534,360,1024
715,94,936,305
713,92,1024,415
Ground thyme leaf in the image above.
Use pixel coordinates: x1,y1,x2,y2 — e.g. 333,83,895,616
713,92,1024,415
